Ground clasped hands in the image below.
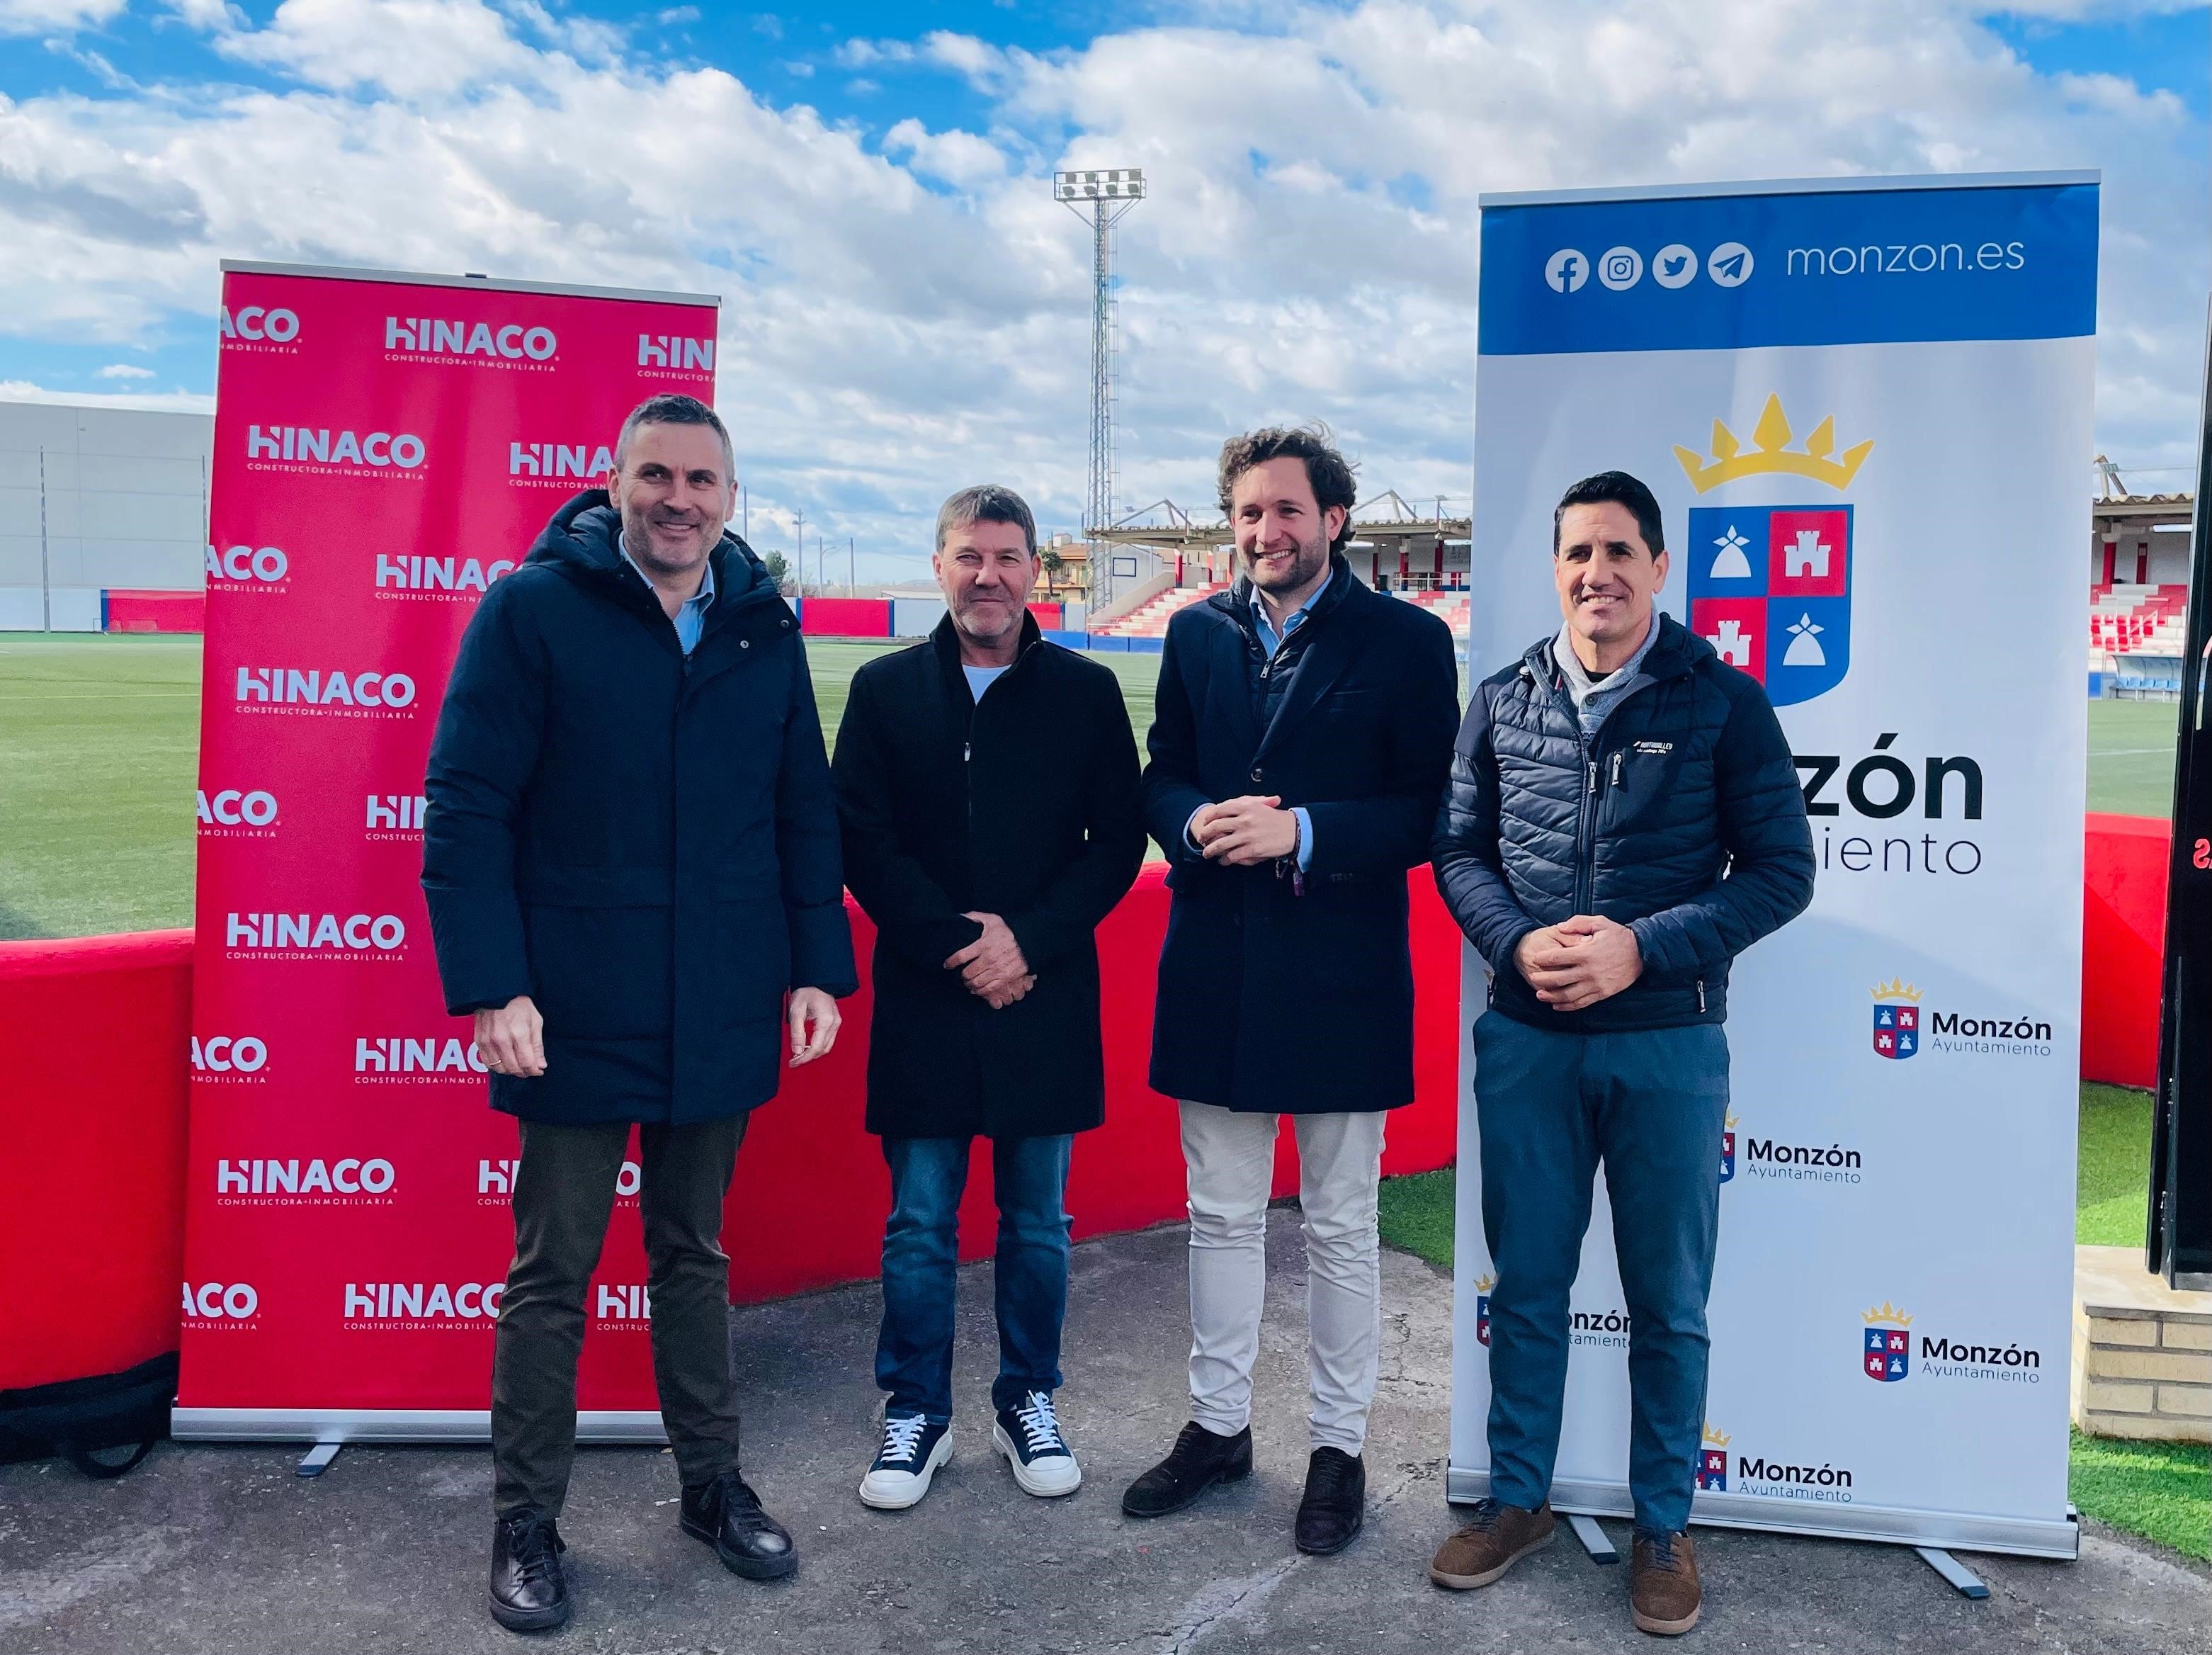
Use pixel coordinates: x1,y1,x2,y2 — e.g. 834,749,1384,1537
1189,794,1298,867
1514,914,1645,1012
946,911,1034,1010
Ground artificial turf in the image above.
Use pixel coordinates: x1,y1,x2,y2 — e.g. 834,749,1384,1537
2068,1430,2212,1561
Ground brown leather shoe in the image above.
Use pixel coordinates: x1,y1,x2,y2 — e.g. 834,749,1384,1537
1428,1498,1555,1589
1630,1529,1701,1635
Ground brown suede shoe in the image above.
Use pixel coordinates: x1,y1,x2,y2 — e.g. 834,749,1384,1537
1630,1529,1701,1635
1428,1498,1555,1589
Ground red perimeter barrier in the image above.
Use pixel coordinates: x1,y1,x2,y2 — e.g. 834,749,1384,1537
0,930,193,1391
2081,812,2171,1090
799,597,891,638
2,824,2170,1395
104,590,206,633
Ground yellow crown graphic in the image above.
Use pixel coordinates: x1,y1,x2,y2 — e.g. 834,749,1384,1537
1702,1423,1732,1448
1871,979,1923,1003
1673,395,1873,495
1475,1274,1496,1294
1725,1112,1740,1131
1864,1301,1914,1328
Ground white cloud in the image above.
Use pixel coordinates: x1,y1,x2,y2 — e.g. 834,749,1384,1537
0,380,214,412
96,361,155,378
0,0,127,35
884,118,1009,186
0,0,2201,566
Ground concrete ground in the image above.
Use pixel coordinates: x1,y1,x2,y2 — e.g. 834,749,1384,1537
2,1214,2206,1654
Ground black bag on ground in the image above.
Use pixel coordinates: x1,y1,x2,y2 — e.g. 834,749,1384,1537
0,1351,176,1479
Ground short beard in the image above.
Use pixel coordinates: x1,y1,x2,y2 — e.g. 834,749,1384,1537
1245,524,1330,593
619,498,712,572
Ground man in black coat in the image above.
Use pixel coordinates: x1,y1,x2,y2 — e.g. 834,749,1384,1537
422,395,856,1633
1425,472,1813,1635
1120,427,1459,1557
833,485,1143,1512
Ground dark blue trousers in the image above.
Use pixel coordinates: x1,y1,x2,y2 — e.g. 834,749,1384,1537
1473,1010,1729,1535
875,1134,1074,1420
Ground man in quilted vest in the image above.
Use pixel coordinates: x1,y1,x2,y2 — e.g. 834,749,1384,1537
1427,470,1814,1634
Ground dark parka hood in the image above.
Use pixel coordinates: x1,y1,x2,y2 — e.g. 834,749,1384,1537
523,488,767,613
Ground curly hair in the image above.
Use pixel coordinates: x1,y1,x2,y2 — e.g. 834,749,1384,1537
1216,424,1359,553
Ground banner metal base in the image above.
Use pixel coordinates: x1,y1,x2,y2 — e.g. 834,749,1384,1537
173,1408,668,1446
1446,1466,2080,1561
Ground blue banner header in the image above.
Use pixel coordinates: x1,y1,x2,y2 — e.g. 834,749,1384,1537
1478,178,2097,356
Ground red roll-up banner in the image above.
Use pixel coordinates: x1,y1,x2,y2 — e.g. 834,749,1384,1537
175,263,719,1442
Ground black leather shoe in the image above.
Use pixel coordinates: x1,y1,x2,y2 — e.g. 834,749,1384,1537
681,1470,797,1581
1121,1421,1254,1518
488,1509,569,1634
1294,1447,1365,1555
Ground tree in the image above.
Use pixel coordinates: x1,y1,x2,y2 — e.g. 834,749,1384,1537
761,549,793,592
1040,547,1064,592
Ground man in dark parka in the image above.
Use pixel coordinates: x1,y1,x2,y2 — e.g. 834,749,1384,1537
1120,427,1459,1558
833,485,1144,1511
422,395,856,1633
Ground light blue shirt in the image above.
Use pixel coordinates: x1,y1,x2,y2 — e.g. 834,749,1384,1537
962,663,1009,701
1181,587,1319,874
618,533,715,657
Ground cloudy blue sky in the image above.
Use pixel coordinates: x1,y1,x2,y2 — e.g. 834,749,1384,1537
0,0,2205,577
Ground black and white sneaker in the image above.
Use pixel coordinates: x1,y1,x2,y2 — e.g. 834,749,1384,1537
993,1389,1082,1498
858,1411,952,1510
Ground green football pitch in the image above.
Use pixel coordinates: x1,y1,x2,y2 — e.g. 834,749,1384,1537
0,633,2185,940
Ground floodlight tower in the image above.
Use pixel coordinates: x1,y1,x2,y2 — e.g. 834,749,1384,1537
1054,168,1145,611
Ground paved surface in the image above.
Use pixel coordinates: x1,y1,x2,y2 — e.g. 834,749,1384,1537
3,1215,2206,1654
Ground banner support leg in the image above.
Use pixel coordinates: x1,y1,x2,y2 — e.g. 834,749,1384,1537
1567,1513,1619,1564
1913,1547,1990,1599
296,1442,344,1479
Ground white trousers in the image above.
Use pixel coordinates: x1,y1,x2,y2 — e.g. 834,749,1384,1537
1180,1100,1388,1454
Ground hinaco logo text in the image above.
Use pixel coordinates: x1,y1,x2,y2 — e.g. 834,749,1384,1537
639,334,714,373
220,306,300,349
357,1035,483,1081
246,425,425,471
374,553,514,601
344,1282,501,1328
225,912,406,959
479,1158,640,1205
596,1283,653,1327
365,795,427,839
385,317,557,367
205,543,289,587
509,441,615,485
198,789,279,839
234,666,416,718
183,1280,261,1324
217,1156,395,1206
191,1034,268,1079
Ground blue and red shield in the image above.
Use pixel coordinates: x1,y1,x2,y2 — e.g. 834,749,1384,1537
1864,1325,1910,1382
1696,1446,1728,1492
1687,504,1851,706
1719,1123,1736,1183
1475,1292,1492,1347
1872,1000,1919,1060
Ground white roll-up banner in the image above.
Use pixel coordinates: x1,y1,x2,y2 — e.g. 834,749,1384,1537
1451,171,2097,1558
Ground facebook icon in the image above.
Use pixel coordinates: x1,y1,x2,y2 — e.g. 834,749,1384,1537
1545,248,1589,293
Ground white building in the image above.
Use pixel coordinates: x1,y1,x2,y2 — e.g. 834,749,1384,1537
0,400,212,631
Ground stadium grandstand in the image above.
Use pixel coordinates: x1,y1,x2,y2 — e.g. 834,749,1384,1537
1090,490,1472,641
2089,458,2194,699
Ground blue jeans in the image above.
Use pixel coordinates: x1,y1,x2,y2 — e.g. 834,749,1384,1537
875,1134,1074,1420
1473,1010,1729,1535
